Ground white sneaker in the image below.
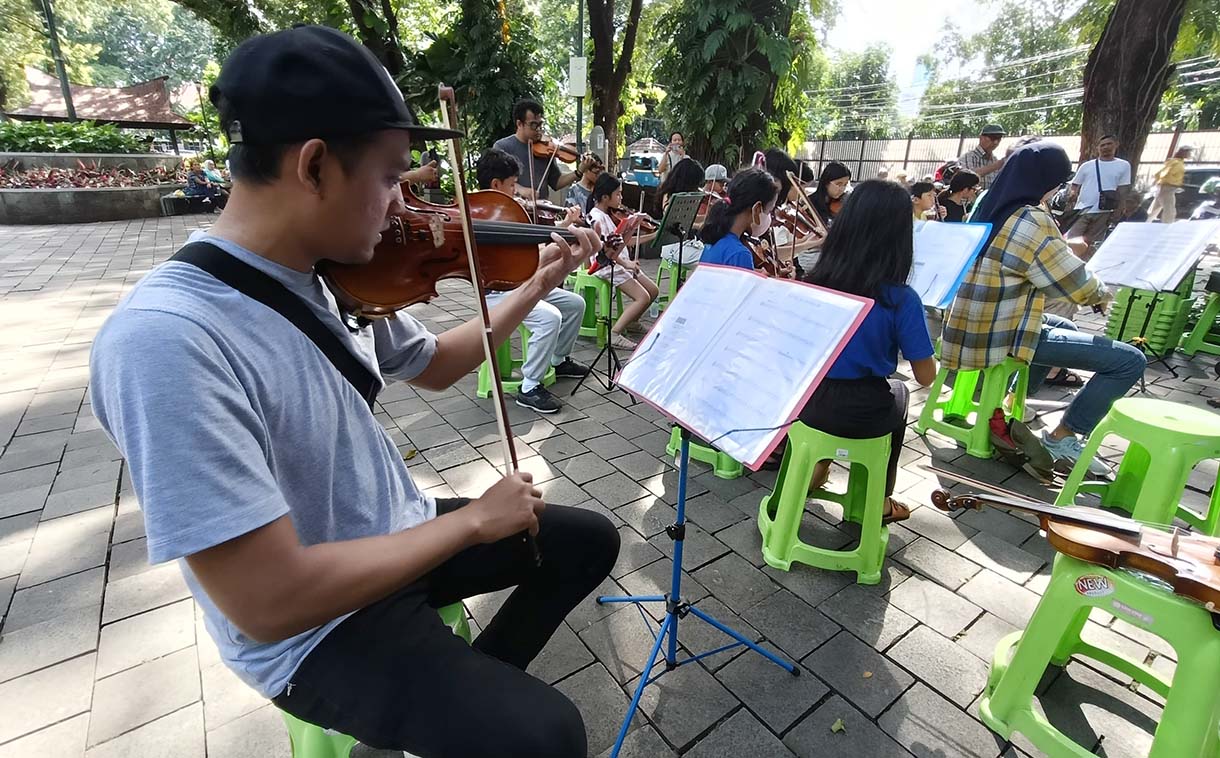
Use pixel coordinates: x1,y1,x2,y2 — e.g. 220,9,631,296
1040,431,1110,477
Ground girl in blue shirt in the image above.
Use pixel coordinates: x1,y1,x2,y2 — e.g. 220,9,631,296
800,180,939,523
699,168,781,271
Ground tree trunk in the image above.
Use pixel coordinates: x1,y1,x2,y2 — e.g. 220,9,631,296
587,0,644,165
1079,0,1187,176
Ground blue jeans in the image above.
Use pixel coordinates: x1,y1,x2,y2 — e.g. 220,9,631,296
1027,314,1146,434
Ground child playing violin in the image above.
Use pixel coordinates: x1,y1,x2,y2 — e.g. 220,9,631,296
801,180,939,522
585,173,660,348
698,168,793,278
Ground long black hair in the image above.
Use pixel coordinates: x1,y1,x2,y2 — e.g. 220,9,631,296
586,172,621,215
806,179,913,305
699,168,779,245
810,161,851,219
763,148,814,201
657,157,704,199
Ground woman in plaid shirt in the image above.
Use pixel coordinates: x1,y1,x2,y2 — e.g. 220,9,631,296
942,142,1146,475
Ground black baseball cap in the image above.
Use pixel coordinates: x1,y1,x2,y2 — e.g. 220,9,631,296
209,25,462,145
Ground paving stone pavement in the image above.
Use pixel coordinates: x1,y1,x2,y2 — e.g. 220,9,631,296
0,215,1214,756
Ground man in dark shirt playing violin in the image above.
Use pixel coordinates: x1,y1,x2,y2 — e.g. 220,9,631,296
89,26,618,758
493,98,579,200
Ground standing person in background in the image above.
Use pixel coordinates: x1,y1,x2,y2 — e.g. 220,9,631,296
1149,145,1193,224
493,99,578,200
958,124,1007,190
938,170,980,222
657,132,686,180
564,152,604,211
1065,135,1131,247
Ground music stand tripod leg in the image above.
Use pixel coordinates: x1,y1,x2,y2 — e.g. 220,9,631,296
569,257,635,402
594,427,797,758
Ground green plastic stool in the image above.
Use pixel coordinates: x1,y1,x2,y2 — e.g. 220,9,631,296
1180,272,1220,357
665,427,743,480
572,266,623,348
915,357,1029,459
757,422,890,584
281,603,471,758
475,324,556,398
979,552,1220,757
654,259,693,314
1055,398,1220,535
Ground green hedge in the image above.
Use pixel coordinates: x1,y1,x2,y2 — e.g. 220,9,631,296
0,120,151,154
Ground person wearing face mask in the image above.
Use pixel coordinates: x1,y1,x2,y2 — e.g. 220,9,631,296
942,142,1145,475
698,167,781,271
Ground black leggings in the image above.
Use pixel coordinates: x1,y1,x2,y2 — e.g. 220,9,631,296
272,500,620,757
798,377,910,496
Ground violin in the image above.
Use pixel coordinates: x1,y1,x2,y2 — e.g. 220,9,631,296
530,137,579,164
516,196,578,226
742,233,793,278
698,189,726,216
321,186,573,318
609,206,659,235
929,468,1220,612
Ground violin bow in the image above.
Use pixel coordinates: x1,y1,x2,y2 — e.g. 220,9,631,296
438,85,541,565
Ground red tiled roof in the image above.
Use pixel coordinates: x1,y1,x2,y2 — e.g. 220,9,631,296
5,67,194,130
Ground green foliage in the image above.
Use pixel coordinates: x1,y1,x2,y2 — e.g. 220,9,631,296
914,0,1083,137
404,0,543,150
0,120,150,154
815,44,898,139
0,0,108,109
62,1,215,88
654,0,824,165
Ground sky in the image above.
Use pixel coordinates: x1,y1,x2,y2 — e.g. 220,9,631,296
826,0,994,115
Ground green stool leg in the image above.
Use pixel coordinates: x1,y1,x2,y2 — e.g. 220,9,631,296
757,423,890,584
915,358,1028,459
1180,291,1220,356
476,326,555,399
280,602,471,757
666,427,744,480
944,369,979,418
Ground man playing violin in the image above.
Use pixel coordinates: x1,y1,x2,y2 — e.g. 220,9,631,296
477,148,590,413
89,26,618,758
493,98,578,201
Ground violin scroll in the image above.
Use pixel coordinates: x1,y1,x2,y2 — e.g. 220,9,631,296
930,489,981,513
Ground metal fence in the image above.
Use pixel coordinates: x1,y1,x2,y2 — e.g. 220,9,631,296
797,130,1220,188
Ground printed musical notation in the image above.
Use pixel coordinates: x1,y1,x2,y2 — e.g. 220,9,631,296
909,221,992,308
616,265,871,469
1086,220,1220,292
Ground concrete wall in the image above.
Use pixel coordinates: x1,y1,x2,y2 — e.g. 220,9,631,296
0,152,183,171
0,184,186,225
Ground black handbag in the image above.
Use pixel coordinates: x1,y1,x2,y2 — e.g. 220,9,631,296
1095,158,1119,212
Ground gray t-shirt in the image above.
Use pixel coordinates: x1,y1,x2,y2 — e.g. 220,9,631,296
90,233,438,698
493,134,560,196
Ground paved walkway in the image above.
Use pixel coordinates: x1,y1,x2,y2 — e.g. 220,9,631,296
0,215,1215,757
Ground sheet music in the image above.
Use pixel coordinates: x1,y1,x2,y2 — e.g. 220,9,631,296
909,221,991,308
618,265,871,468
1086,220,1220,291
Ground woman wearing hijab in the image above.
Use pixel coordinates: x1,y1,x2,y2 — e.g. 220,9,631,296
940,142,1145,474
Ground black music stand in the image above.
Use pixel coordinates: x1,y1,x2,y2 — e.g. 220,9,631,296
570,192,704,397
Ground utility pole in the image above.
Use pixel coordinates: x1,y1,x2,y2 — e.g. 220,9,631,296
36,0,77,121
573,0,585,153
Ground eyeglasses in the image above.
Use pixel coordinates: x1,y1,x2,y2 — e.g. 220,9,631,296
525,120,544,130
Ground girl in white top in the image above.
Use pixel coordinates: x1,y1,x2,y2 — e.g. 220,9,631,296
584,173,660,349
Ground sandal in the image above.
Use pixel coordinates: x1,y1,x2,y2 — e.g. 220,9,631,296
883,496,912,524
1044,370,1085,388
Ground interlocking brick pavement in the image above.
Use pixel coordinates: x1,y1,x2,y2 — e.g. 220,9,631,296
1,214,1213,756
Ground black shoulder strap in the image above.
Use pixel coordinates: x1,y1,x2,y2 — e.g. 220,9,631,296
171,241,379,409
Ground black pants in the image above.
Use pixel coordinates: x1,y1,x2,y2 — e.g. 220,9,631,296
798,377,910,496
272,499,620,757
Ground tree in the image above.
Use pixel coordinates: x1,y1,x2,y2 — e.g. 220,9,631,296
818,44,899,139
654,0,831,165
63,2,215,87
587,0,645,163
0,0,108,109
913,1,1083,137
1078,0,1188,171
